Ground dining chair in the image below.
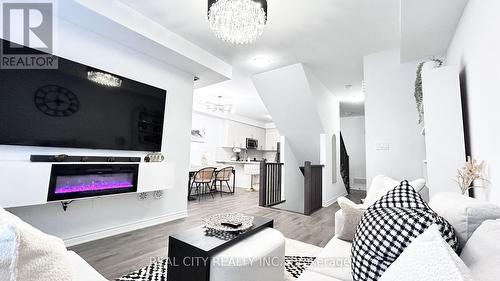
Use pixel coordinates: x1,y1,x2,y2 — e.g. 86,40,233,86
191,167,217,201
212,167,235,197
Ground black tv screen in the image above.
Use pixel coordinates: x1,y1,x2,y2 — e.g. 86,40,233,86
0,39,166,152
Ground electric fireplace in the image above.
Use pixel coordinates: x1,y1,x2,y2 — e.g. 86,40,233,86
47,164,139,201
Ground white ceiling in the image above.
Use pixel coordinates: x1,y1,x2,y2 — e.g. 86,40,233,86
193,71,272,123
400,0,469,62
117,0,401,122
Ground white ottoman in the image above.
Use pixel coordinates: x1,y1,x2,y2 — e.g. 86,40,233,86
210,228,285,281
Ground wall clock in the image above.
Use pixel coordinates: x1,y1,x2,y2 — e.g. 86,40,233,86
34,85,79,117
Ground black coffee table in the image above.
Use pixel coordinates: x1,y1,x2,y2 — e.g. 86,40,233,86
167,216,274,281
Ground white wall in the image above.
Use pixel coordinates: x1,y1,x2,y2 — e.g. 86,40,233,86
253,64,324,164
278,136,305,213
446,0,500,204
303,68,347,206
190,112,226,165
253,64,346,212
363,50,426,187
340,116,367,189
1,18,194,246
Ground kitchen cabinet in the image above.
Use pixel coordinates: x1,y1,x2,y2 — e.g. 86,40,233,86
265,128,281,151
224,120,265,149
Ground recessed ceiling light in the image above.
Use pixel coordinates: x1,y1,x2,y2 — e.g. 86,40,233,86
252,56,272,67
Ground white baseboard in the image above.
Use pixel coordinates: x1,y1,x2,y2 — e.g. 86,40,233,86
322,192,348,207
63,210,188,247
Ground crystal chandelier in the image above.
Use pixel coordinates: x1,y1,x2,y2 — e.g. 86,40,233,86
208,0,268,44
87,70,122,87
205,96,234,114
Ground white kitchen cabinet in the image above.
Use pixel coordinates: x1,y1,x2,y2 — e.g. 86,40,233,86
224,120,266,149
265,128,281,151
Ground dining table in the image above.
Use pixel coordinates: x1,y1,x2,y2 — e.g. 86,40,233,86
188,165,236,201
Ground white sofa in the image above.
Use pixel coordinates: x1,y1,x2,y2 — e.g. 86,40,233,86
0,205,284,281
0,206,107,281
210,227,285,281
334,175,428,236
68,251,108,281
298,177,500,281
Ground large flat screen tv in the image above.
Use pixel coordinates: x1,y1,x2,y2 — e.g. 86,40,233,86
0,39,166,152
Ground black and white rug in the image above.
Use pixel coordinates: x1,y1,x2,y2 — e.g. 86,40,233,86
116,256,316,281
116,238,321,281
284,256,316,279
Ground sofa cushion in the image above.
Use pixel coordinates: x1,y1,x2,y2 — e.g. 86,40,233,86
0,208,74,281
379,224,473,281
336,197,365,242
460,219,500,281
67,251,107,281
306,237,352,281
430,192,500,249
210,228,285,281
0,225,17,281
351,181,458,281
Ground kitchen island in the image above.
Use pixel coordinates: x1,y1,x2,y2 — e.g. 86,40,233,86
216,160,261,191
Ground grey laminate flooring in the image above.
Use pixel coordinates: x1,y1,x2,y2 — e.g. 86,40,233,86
70,188,365,280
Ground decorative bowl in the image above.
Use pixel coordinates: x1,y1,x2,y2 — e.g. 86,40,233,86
202,213,254,232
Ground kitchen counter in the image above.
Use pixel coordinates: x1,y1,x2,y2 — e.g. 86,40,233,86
216,160,261,165
215,161,261,190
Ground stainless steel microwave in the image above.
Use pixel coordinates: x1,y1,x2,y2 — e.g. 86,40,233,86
246,138,258,149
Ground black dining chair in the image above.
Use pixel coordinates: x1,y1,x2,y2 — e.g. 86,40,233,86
191,167,217,201
212,167,235,197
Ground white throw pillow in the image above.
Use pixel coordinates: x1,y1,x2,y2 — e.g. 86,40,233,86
0,225,17,281
379,224,474,281
364,175,426,206
336,197,365,242
429,192,500,249
0,208,74,281
460,219,500,281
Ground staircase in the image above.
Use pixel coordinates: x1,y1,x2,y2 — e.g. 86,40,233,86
252,63,347,213
340,133,350,194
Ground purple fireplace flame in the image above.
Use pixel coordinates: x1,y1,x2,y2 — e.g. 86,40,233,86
54,173,134,194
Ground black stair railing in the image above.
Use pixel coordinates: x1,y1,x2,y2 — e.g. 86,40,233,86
340,133,350,194
259,161,285,207
300,161,324,215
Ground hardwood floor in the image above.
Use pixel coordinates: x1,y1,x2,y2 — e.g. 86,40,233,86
70,189,365,280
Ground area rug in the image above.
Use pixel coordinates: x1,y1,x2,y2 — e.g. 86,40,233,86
116,238,322,281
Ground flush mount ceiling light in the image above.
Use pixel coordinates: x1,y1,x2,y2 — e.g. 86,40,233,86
208,0,268,44
205,96,234,114
87,70,122,87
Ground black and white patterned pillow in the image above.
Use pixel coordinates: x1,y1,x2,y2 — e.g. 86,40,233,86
351,180,459,281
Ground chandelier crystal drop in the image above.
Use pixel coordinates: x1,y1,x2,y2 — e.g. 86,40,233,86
208,0,267,44
87,71,122,87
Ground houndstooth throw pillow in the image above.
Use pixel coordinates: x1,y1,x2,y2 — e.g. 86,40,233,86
351,180,459,281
